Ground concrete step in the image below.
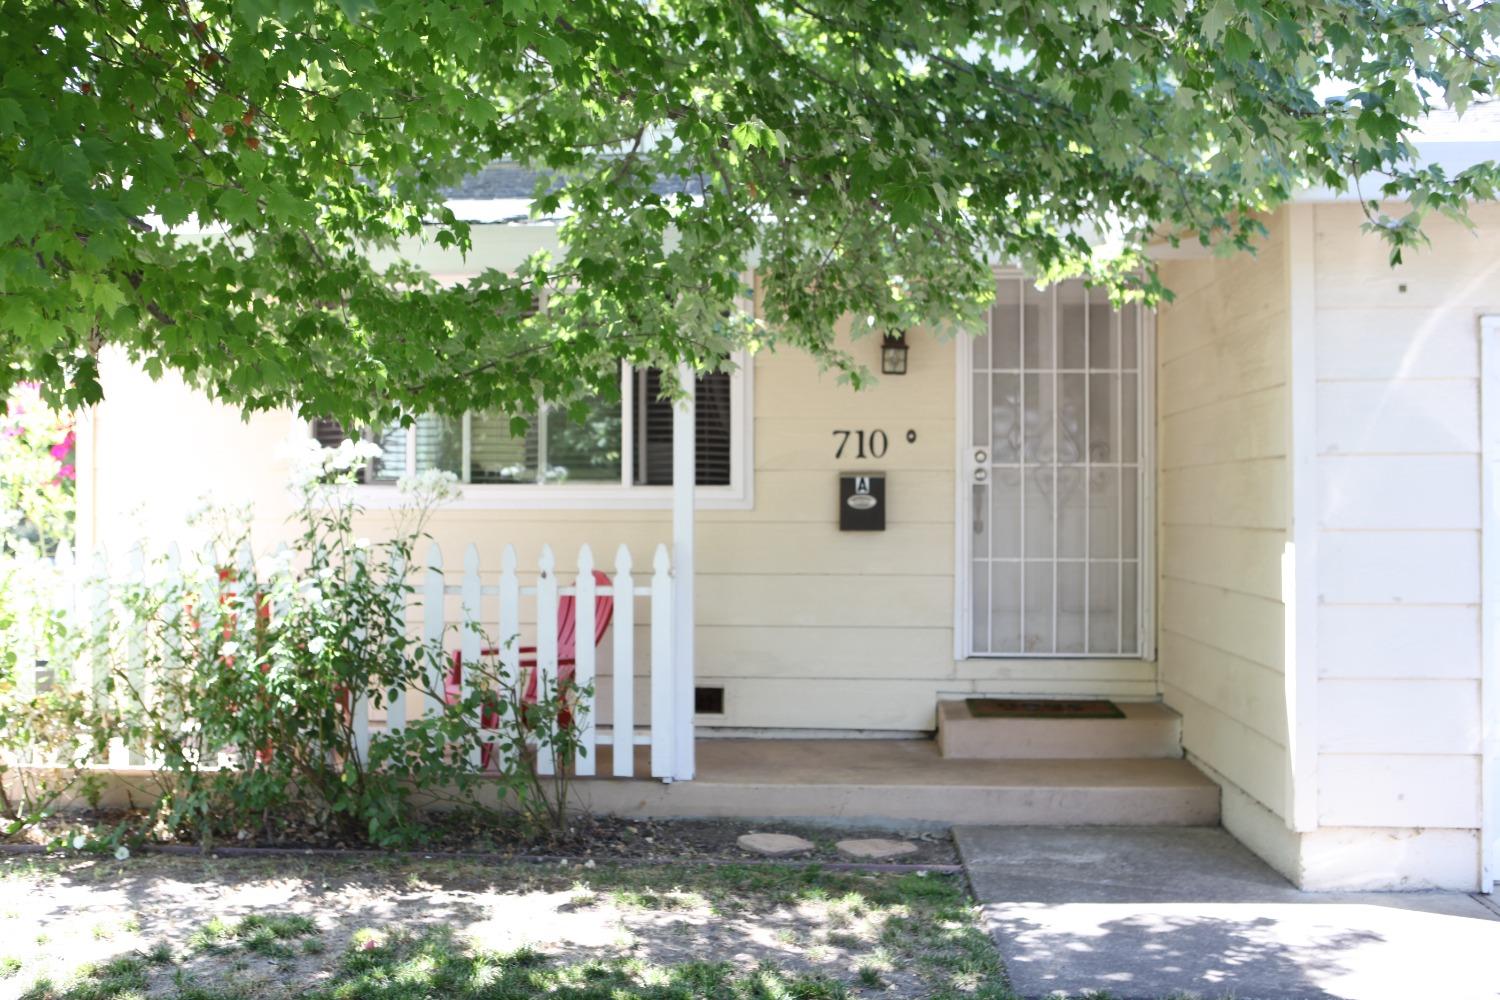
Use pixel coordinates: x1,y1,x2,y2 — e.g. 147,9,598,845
937,699,1182,760
573,739,1220,828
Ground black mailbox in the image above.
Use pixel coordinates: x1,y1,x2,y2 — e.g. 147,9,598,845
839,472,886,531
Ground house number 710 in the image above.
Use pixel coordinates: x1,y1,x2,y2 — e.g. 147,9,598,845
832,429,888,459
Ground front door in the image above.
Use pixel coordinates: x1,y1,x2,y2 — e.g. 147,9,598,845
960,274,1151,658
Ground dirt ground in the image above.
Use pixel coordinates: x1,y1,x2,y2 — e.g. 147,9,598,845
15,812,960,868
0,847,1000,1000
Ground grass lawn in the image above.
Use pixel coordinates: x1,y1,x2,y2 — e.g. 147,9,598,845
0,854,1010,1000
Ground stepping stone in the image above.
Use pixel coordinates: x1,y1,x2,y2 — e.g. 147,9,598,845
836,838,919,860
737,833,815,856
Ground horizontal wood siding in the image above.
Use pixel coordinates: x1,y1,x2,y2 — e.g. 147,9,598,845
86,283,1167,734
1156,212,1294,820
1312,201,1500,837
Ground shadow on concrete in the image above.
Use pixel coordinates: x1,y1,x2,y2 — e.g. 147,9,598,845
984,905,1382,999
957,826,1500,1000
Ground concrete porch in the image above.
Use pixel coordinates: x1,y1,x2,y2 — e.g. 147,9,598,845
573,738,1219,828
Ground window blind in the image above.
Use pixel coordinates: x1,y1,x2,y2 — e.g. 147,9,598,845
633,368,732,486
314,363,736,489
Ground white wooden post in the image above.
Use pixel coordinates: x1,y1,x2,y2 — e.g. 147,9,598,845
574,545,597,777
126,544,146,766
422,542,446,718
649,544,674,778
46,541,75,694
161,543,183,767
387,552,407,736
612,545,635,777
497,544,520,771
671,362,696,780
460,543,483,771
1480,316,1500,893
350,547,371,767
86,548,119,766
535,544,559,776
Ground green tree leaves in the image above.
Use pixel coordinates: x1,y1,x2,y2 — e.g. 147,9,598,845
2,0,1497,426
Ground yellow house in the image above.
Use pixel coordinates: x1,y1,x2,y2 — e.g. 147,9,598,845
76,144,1500,894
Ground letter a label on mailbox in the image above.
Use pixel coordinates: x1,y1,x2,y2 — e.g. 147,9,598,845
839,472,886,531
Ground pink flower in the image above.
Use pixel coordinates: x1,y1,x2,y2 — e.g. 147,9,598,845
50,430,75,462
53,464,75,483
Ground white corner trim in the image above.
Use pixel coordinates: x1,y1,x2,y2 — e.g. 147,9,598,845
1284,204,1320,833
1478,315,1500,893
953,306,973,661
1140,307,1158,664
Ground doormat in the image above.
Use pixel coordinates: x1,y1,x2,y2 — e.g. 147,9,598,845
964,698,1126,720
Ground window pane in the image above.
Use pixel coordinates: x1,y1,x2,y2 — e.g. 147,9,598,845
1057,466,1087,559
1057,561,1086,654
989,468,1021,559
1024,466,1054,559
470,412,538,484
1088,467,1119,559
992,276,1021,369
1022,371,1054,463
1059,281,1086,369
311,417,347,450
414,414,462,476
368,421,408,483
971,555,990,653
1058,373,1086,464
1088,373,1117,463
1087,567,1119,654
990,561,1022,653
1121,562,1139,652
991,373,1020,462
1022,282,1053,370
1121,303,1139,371
635,368,733,486
1024,561,1054,653
1088,286,1115,370
546,395,622,483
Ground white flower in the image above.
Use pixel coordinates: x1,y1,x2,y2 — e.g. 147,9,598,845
308,636,329,656
113,846,130,861
329,438,358,471
71,834,87,850
220,641,240,657
396,468,461,502
353,440,384,461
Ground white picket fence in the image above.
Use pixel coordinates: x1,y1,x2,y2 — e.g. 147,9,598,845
30,539,685,782
409,540,680,781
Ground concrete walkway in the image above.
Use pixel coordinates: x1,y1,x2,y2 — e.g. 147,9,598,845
956,826,1500,1000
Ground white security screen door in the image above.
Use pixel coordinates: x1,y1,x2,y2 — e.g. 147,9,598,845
963,275,1149,657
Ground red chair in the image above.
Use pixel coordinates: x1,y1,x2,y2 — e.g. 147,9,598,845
445,569,614,768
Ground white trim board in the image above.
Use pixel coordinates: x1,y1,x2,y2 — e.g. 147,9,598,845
1284,205,1320,833
1478,315,1500,893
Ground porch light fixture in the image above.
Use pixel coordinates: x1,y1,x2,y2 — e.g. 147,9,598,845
881,331,910,375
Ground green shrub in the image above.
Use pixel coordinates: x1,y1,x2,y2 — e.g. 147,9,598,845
4,438,591,847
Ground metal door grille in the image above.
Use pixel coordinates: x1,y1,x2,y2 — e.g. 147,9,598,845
967,276,1146,656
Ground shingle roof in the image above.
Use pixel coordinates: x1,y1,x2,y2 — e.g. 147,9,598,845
440,162,705,200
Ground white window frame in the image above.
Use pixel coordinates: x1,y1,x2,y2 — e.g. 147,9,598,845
330,349,754,511
952,268,1156,661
